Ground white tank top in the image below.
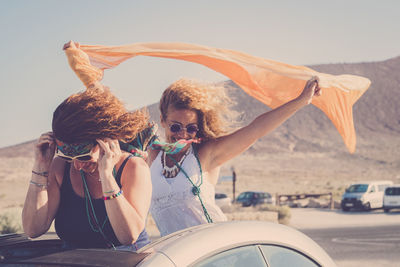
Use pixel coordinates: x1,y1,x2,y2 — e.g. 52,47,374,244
150,146,227,236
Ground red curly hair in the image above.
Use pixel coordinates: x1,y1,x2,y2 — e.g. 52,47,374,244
52,87,148,143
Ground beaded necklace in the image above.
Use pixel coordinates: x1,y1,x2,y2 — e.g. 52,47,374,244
80,169,117,249
166,146,213,223
162,146,191,178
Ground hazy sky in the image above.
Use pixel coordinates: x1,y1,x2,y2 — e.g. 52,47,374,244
1,0,399,148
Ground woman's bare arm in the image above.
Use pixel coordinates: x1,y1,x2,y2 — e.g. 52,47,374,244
201,77,321,171
97,139,152,245
22,132,61,237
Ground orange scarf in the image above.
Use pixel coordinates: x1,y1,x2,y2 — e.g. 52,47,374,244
64,42,370,153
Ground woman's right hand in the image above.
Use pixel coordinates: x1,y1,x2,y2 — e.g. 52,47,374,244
34,132,56,167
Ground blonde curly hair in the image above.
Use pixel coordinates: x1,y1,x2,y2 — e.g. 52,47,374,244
52,87,149,143
159,78,234,141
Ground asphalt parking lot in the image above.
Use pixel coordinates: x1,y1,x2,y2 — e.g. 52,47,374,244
289,208,400,267
289,208,400,229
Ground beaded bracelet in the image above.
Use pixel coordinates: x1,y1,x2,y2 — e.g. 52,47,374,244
103,190,123,200
32,170,49,177
30,180,48,189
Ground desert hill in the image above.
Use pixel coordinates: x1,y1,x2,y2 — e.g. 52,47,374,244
1,56,400,211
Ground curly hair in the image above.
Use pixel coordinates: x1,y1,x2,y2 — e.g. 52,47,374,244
52,87,149,144
159,78,234,141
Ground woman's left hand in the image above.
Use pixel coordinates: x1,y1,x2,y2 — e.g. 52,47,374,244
96,138,122,176
297,76,322,105
63,40,80,50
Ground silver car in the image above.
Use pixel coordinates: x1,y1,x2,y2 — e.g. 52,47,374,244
0,221,336,267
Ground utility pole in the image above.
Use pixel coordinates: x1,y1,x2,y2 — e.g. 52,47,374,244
231,167,236,203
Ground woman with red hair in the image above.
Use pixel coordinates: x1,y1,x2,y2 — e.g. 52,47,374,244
22,86,152,250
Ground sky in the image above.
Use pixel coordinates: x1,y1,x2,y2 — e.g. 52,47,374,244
0,0,399,148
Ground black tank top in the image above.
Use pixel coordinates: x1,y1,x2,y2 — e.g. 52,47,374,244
55,155,138,249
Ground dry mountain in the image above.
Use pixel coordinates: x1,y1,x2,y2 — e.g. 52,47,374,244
1,56,399,210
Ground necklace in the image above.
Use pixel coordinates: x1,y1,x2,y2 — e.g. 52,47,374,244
80,170,116,249
162,146,191,178
167,146,213,223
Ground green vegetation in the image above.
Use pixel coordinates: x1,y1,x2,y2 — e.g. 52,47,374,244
222,203,292,225
257,204,291,225
0,209,22,234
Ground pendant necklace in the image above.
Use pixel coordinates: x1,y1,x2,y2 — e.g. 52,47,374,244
162,146,191,178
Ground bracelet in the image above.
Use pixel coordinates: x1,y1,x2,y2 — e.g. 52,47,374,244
103,190,123,200
103,189,116,194
32,170,49,177
30,180,48,189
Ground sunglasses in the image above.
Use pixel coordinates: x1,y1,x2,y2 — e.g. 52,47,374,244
169,123,199,134
55,139,97,162
56,148,94,162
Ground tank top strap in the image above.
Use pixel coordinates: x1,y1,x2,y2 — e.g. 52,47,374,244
114,154,134,187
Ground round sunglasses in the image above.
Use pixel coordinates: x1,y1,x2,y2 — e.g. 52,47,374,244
169,123,199,134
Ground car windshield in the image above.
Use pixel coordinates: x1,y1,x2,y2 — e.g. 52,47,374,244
237,192,252,200
385,187,400,195
346,184,368,193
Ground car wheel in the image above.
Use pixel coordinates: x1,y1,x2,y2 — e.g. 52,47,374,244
342,207,350,212
364,202,371,211
384,208,390,213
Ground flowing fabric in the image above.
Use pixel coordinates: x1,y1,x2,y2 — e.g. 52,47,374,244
150,138,201,154
64,42,371,153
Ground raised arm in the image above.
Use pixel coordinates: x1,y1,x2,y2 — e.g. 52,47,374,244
201,77,321,171
22,132,61,238
97,139,152,245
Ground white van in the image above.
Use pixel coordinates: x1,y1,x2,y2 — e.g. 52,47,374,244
341,180,393,211
383,184,400,212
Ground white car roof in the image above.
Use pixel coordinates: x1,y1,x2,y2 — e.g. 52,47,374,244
140,221,336,267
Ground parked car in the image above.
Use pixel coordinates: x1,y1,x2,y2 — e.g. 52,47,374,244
341,180,393,211
214,193,232,208
0,221,337,267
236,191,275,207
383,184,400,213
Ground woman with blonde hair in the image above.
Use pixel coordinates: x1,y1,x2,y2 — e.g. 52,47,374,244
148,76,321,236
22,70,152,250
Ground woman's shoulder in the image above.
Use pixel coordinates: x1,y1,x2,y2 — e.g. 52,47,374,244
194,140,214,160
120,153,151,185
121,152,150,173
